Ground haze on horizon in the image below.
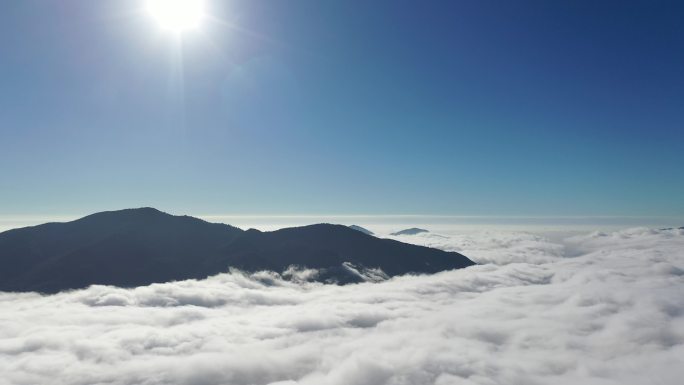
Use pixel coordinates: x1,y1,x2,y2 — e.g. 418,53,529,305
1,0,683,219
1,210,683,235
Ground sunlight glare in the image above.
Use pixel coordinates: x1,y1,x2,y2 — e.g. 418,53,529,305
147,0,206,32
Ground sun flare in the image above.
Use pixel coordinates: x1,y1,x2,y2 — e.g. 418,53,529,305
147,0,206,32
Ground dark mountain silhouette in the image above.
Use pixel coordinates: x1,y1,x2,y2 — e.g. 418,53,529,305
348,225,374,236
391,228,429,236
0,208,474,293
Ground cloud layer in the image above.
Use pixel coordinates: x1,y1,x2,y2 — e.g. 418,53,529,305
1,228,683,385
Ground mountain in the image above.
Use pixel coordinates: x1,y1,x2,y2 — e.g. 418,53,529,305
348,225,374,236
391,228,429,236
0,208,474,293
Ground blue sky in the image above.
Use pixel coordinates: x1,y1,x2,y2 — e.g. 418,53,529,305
1,0,683,218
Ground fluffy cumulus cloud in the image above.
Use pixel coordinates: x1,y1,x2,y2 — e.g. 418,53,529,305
1,228,684,385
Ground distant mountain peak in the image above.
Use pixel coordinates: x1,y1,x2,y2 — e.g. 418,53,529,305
391,228,429,236
348,225,374,236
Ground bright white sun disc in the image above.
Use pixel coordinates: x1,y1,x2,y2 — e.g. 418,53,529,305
147,0,205,32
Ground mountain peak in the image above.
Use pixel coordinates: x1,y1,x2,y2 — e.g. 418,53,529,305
391,228,429,236
90,207,167,217
349,225,374,236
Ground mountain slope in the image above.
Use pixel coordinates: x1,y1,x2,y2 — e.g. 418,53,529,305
348,225,374,236
0,208,474,292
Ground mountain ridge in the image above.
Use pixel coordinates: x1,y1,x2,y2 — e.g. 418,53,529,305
0,208,475,293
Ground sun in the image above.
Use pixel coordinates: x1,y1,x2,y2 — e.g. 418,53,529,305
147,0,206,32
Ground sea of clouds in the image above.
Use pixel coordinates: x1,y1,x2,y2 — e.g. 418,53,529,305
1,227,683,385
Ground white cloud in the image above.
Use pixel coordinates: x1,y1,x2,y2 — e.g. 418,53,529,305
1,228,683,385
385,230,566,265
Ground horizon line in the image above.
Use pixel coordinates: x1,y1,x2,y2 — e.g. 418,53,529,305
1,212,683,221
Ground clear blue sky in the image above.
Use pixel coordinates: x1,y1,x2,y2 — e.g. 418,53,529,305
1,0,683,217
